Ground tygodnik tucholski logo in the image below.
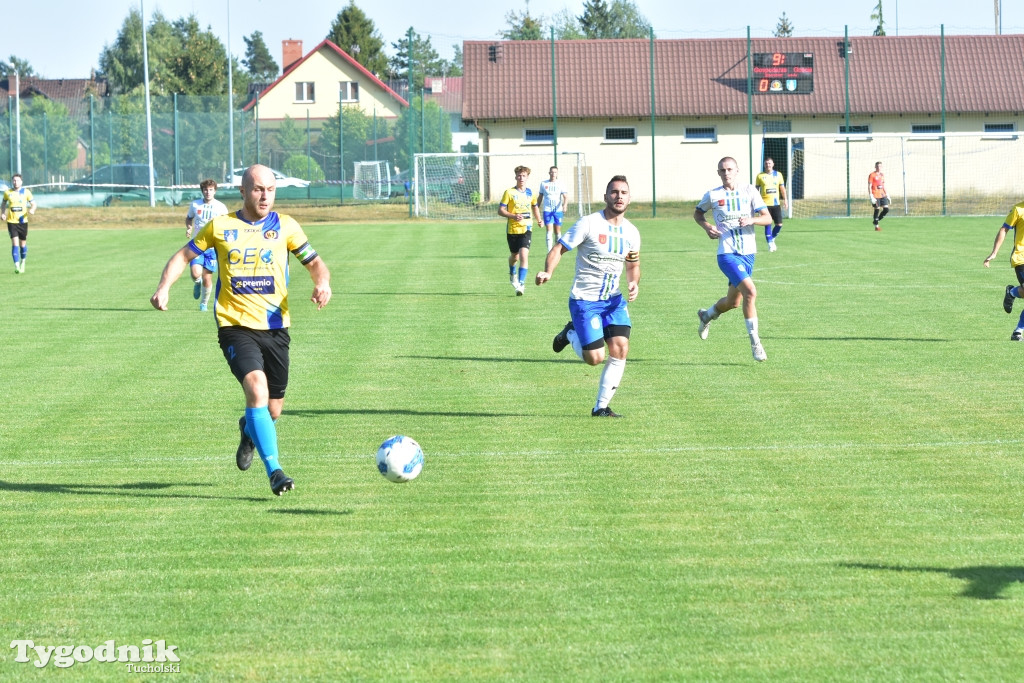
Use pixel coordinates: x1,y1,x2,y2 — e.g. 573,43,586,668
10,639,180,672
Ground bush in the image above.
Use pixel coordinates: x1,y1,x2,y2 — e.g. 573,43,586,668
283,155,325,182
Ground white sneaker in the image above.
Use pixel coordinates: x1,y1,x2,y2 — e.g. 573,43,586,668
697,309,711,340
768,241,777,252
18,260,25,273
515,282,524,296
751,341,767,362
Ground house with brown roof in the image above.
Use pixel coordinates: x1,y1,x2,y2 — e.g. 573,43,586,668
423,76,479,152
244,39,407,130
462,36,1024,204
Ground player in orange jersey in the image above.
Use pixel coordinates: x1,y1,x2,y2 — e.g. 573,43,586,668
868,161,889,231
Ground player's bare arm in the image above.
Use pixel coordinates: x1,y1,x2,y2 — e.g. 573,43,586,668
536,244,568,285
151,245,200,310
625,258,640,302
693,208,721,239
304,256,332,309
984,226,1010,267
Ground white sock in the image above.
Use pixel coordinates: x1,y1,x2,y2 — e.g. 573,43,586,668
546,232,553,252
594,356,626,410
567,329,583,359
201,286,212,305
707,305,721,320
745,317,760,343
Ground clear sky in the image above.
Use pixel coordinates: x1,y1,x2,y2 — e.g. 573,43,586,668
8,0,1022,79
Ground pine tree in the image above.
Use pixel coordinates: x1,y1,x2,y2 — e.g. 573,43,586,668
500,9,544,41
775,12,794,38
242,31,278,82
871,1,887,36
327,2,388,77
579,0,651,39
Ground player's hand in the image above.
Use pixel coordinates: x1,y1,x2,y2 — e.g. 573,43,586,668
627,281,639,302
983,258,993,268
535,271,550,285
311,283,332,309
704,225,722,239
150,289,169,311
870,199,877,207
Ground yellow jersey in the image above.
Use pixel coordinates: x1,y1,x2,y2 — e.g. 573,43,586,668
2,187,34,223
500,186,536,235
191,211,318,330
1002,201,1024,267
755,171,785,206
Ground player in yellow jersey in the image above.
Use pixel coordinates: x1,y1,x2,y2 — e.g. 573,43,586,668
498,166,539,295
151,165,332,496
754,158,787,252
1,174,36,274
983,199,1024,341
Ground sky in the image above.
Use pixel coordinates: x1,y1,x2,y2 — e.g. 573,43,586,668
8,0,1023,79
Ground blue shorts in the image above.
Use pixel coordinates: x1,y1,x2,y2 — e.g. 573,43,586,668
190,248,217,273
543,210,564,227
568,294,631,347
717,253,755,287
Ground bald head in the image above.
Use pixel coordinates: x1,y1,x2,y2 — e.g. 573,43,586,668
239,164,276,221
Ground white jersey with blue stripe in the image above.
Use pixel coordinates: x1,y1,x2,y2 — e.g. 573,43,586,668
558,211,641,302
538,179,567,212
696,184,766,256
186,198,229,233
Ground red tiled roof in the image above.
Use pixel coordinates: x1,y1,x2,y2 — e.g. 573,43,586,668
463,35,1024,120
424,76,463,114
1,76,107,119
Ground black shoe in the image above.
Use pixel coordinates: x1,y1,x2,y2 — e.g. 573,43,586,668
591,406,622,418
1012,330,1023,342
236,417,255,471
269,469,294,496
1004,285,1015,314
552,321,574,353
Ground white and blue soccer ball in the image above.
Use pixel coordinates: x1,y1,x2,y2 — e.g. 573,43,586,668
376,435,424,483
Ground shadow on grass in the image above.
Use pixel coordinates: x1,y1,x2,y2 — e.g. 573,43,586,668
267,508,353,516
0,480,266,503
48,307,148,313
840,562,1024,600
354,292,495,298
398,355,647,365
283,407,524,418
774,336,950,343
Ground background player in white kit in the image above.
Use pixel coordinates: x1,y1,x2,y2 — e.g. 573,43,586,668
536,175,641,418
185,179,229,311
693,157,772,362
537,166,569,252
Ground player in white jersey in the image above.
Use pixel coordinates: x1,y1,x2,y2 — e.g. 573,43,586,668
536,175,641,417
693,157,772,362
185,179,229,311
537,166,569,252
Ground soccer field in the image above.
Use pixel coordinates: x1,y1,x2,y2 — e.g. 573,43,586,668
1,215,1022,680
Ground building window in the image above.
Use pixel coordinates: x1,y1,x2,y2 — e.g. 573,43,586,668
839,124,870,134
764,121,792,133
523,128,554,144
985,123,1015,134
684,127,717,142
604,127,637,143
911,123,942,134
295,82,315,103
339,81,359,103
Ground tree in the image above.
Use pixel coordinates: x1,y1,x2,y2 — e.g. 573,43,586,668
579,0,651,39
872,1,886,36
393,96,452,172
275,115,306,152
390,30,448,88
500,9,544,41
170,16,229,96
19,99,80,178
0,56,36,78
551,9,586,39
327,2,388,77
775,12,794,38
242,31,279,82
445,44,463,77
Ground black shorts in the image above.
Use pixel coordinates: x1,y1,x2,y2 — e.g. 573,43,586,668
507,232,532,253
7,222,27,240
217,327,291,399
766,205,783,225
874,197,891,208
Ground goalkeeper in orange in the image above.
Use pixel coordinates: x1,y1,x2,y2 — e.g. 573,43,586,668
868,161,890,231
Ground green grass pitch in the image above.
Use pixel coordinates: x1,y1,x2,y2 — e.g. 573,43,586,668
1,214,1022,680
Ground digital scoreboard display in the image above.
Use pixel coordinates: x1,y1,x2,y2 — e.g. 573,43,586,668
752,52,814,94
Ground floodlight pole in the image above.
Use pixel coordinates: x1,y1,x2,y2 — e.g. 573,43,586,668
2,64,21,175
141,0,156,206
227,0,235,176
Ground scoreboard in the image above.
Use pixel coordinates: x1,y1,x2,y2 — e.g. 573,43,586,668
752,52,814,94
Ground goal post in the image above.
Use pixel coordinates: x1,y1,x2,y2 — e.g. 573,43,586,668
781,131,1024,218
352,160,391,201
413,151,592,220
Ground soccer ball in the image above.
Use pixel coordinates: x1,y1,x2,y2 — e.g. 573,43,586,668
376,435,424,483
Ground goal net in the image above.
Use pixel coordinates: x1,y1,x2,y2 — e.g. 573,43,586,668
413,151,592,220
352,160,391,201
779,131,1024,218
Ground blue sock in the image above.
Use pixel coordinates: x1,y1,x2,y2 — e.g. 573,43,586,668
1013,287,1021,299
518,267,528,284
20,246,26,260
244,406,281,476
509,264,516,278
11,246,19,264
764,226,772,241
772,225,782,238
1016,310,1024,330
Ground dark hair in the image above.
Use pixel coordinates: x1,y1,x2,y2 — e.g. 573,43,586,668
606,175,628,192
199,178,218,190
514,165,531,176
